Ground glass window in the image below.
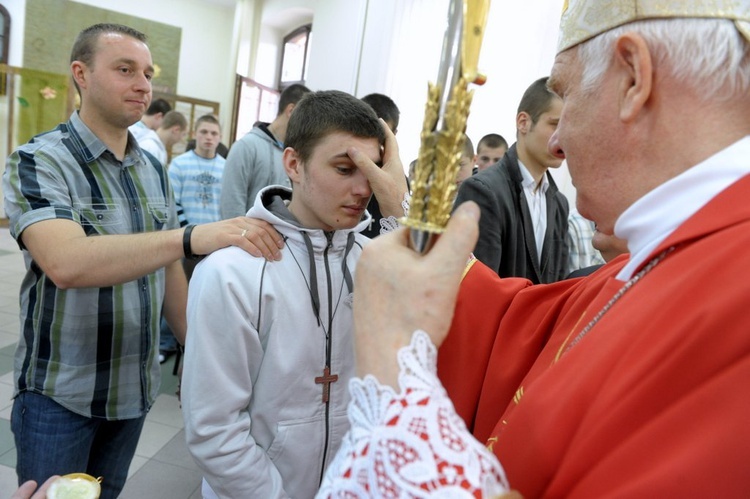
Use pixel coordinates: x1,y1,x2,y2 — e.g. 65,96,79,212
279,24,311,88
231,76,279,142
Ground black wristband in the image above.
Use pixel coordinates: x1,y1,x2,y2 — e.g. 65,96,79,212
182,224,198,259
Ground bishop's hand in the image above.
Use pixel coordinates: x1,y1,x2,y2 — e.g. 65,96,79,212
353,201,480,389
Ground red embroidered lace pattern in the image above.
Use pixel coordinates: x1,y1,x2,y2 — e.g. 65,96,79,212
318,331,509,498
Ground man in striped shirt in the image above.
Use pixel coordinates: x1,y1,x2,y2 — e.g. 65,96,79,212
2,23,281,498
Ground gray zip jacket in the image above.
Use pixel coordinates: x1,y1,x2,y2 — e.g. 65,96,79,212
183,186,370,499
219,125,291,219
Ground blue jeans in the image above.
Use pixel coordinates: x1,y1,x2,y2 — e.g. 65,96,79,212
12,391,147,499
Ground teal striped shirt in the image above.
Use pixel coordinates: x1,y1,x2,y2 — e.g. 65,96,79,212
2,111,180,420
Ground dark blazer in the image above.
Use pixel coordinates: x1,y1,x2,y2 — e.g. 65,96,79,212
454,144,569,284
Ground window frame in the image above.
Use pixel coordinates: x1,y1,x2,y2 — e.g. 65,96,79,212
278,23,312,90
0,4,10,65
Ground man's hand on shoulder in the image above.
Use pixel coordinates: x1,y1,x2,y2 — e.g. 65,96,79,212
189,218,285,261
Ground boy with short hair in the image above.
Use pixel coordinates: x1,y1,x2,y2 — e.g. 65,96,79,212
181,90,398,498
136,110,188,167
474,133,508,172
168,114,225,226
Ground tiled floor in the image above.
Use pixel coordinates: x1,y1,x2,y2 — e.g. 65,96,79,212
0,227,203,498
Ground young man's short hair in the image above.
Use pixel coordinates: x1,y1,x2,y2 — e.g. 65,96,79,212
478,133,508,151
146,99,173,117
195,114,221,130
361,93,400,131
285,90,386,164
277,84,312,116
161,110,187,130
517,77,557,124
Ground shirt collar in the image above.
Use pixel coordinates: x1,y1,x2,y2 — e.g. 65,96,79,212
69,111,145,167
518,159,549,194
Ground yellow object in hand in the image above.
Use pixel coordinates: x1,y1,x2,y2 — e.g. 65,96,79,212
46,473,101,499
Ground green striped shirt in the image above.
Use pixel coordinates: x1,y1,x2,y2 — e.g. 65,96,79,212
2,111,179,420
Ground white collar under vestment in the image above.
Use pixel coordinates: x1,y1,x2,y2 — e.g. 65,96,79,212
616,135,750,280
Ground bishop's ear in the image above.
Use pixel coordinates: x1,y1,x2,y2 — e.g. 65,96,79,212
614,32,653,123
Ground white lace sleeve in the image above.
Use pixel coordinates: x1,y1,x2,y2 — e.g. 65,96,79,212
317,330,510,498
378,192,411,235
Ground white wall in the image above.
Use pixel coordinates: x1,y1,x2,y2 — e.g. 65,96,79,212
304,0,367,92
255,24,282,88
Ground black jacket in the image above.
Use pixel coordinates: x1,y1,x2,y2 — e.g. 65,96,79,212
454,144,569,284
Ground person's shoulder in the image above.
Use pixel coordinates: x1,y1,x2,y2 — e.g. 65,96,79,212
198,244,268,275
225,133,261,161
241,128,267,144
168,151,194,167
12,123,69,162
136,128,160,145
460,165,509,195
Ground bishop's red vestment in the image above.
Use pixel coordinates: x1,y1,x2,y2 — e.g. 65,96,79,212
438,173,750,497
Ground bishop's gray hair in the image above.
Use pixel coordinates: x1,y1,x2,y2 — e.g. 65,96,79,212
576,18,750,102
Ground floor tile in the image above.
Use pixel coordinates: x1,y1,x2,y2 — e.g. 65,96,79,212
0,382,13,415
146,395,184,430
150,430,198,472
0,355,14,380
0,419,13,458
119,459,202,499
0,462,19,495
134,421,182,460
127,455,148,480
0,446,16,468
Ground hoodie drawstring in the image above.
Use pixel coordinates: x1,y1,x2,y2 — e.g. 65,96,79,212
301,231,322,327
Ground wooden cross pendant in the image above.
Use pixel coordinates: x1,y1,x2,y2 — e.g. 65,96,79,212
315,366,339,403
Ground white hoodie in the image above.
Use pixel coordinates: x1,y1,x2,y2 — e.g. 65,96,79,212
182,186,371,498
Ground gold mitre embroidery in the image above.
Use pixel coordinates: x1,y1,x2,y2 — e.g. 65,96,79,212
557,0,750,53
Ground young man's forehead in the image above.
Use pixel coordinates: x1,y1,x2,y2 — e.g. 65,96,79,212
317,131,380,152
197,123,220,131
